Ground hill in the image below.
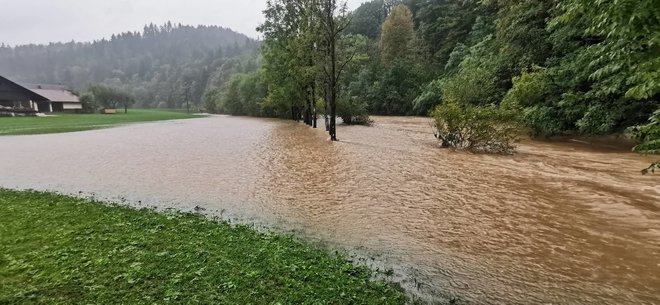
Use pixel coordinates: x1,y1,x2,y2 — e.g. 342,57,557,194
0,23,261,108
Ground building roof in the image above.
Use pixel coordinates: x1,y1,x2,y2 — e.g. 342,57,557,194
0,75,80,103
0,75,49,102
29,88,80,103
23,83,68,91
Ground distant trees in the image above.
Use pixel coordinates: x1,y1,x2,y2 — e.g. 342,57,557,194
88,85,135,113
345,0,396,39
360,3,428,116
222,72,267,116
379,4,416,65
0,23,259,110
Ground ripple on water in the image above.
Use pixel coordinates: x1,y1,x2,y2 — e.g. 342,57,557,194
1,115,659,304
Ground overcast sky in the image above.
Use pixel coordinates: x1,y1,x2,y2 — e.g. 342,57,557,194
0,0,367,46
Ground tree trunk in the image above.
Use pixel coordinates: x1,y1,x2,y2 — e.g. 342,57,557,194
312,81,317,128
324,84,330,131
329,10,338,141
305,85,312,126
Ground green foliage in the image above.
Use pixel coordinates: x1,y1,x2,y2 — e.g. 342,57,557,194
432,99,519,153
339,35,373,125
554,0,660,100
440,35,508,108
406,0,483,67
495,0,552,71
258,0,322,121
0,189,407,304
379,4,417,65
258,0,357,140
338,94,371,125
502,69,565,136
78,93,97,114
413,79,443,115
346,0,398,39
502,69,552,109
89,85,135,110
200,70,268,117
442,57,501,107
630,109,660,174
519,106,566,137
220,72,267,116
369,57,427,115
404,0,658,140
202,88,222,113
631,109,660,155
356,2,431,116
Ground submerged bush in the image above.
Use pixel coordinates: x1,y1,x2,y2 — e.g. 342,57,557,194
431,100,519,153
630,109,660,174
338,95,371,125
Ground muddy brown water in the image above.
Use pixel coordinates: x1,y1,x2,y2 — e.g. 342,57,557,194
1,116,659,304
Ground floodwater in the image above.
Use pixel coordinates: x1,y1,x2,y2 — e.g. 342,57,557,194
1,116,659,304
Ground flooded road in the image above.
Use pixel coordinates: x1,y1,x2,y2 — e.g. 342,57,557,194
1,116,659,304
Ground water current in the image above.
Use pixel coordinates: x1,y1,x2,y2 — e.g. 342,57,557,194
1,116,658,304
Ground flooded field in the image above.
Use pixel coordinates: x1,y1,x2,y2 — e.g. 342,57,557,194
1,116,658,304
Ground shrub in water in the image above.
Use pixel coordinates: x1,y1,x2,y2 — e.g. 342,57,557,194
630,109,660,174
432,99,519,153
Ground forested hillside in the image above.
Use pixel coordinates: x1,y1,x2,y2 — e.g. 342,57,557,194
0,23,260,108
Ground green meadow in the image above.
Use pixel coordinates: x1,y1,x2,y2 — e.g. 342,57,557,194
0,109,200,136
0,189,406,304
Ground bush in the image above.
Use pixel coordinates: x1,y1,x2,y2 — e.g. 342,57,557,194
629,109,660,174
413,79,443,115
502,69,575,137
79,93,97,113
338,95,371,125
431,99,519,153
202,88,221,113
520,105,568,137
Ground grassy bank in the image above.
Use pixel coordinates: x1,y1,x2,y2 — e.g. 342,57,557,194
0,189,406,304
0,109,201,136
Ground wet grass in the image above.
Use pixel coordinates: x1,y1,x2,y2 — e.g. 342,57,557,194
0,189,406,304
0,109,201,135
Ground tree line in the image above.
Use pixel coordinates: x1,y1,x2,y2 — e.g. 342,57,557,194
0,23,261,109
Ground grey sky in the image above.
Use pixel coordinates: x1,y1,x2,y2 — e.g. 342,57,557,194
0,0,367,46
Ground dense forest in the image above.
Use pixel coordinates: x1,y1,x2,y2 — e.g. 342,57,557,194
0,23,261,109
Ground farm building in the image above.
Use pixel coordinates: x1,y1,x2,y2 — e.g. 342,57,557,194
0,75,81,115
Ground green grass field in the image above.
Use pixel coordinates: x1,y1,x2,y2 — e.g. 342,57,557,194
0,189,406,304
0,109,201,136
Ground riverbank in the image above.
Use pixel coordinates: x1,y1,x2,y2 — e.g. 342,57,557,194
0,189,406,304
0,109,201,135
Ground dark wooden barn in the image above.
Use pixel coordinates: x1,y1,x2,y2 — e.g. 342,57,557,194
0,75,81,116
